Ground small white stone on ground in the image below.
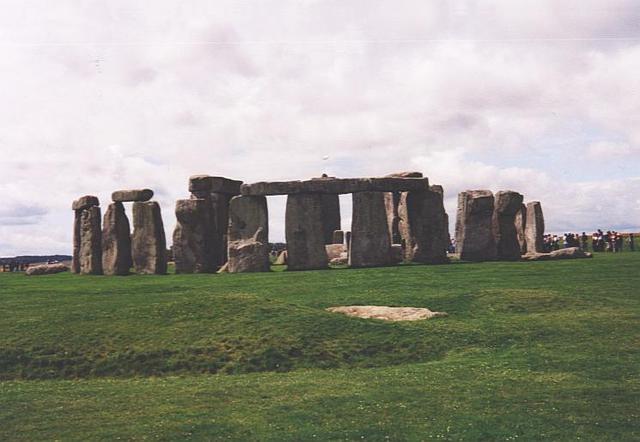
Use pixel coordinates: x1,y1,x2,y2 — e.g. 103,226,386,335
327,305,447,321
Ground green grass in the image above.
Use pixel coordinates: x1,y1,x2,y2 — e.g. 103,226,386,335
1,253,639,440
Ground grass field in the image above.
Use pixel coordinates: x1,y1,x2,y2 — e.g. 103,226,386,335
1,253,639,440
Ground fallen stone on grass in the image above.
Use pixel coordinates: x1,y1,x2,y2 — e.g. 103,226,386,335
522,247,593,261
25,263,69,276
327,305,447,321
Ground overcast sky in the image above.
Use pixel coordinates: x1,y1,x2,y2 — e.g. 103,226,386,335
1,0,639,256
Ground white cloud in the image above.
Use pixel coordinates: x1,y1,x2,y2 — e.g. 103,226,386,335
0,0,639,255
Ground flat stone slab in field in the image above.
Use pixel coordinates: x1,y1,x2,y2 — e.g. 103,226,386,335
327,305,447,321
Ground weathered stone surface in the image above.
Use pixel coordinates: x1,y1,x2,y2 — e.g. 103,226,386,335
72,195,99,211
522,247,592,261
326,244,347,261
384,191,402,244
274,250,288,265
25,263,69,276
349,192,393,268
241,177,429,196
227,196,270,273
345,231,352,251
72,210,82,273
79,206,103,274
455,190,497,262
387,171,424,178
173,199,215,273
132,201,167,274
492,191,524,261
320,194,341,244
330,256,348,266
102,202,132,275
285,194,328,271
189,175,242,195
189,193,232,268
332,230,344,245
525,201,545,254
515,204,527,255
391,244,403,263
111,189,153,202
397,186,449,264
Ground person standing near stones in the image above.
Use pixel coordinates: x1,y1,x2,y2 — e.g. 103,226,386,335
629,233,635,252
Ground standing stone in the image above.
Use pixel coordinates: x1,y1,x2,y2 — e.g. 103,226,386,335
492,191,524,261
345,231,352,252
132,201,167,274
227,196,270,273
102,202,132,275
397,185,449,264
72,210,82,274
285,194,328,271
384,172,424,246
349,192,392,268
333,230,345,245
79,206,103,274
514,204,527,255
189,175,242,268
455,190,497,262
72,195,100,274
173,199,215,274
525,201,545,254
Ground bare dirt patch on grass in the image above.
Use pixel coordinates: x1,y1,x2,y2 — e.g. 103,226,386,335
327,306,447,321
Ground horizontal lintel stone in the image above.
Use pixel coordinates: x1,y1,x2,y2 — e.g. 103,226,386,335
72,195,99,211
112,189,154,202
189,175,243,195
241,177,430,196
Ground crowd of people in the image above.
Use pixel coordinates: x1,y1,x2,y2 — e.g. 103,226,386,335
543,230,634,253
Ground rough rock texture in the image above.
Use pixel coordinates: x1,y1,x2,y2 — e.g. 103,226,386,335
111,189,154,202
173,199,215,273
326,244,347,261
492,191,524,261
349,192,392,268
515,204,527,255
102,202,132,275
524,201,545,254
132,201,167,275
522,247,592,261
72,195,99,211
333,230,344,245
397,186,449,263
188,175,242,268
189,175,243,195
79,206,103,274
72,210,82,274
25,263,69,276
330,256,348,265
455,190,497,262
320,194,341,244
390,244,403,263
242,177,429,196
384,172,424,245
285,194,328,271
327,306,448,321
345,231,352,251
274,250,288,265
227,196,270,273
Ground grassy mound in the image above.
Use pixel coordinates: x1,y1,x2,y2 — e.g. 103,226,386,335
1,253,639,439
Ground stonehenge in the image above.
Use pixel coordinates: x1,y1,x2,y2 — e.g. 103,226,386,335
285,194,328,271
349,191,393,268
173,199,214,273
132,201,167,275
72,173,553,277
492,191,524,261
455,190,497,262
72,195,102,275
227,196,270,273
188,175,242,268
525,201,545,254
72,189,167,276
102,202,132,275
